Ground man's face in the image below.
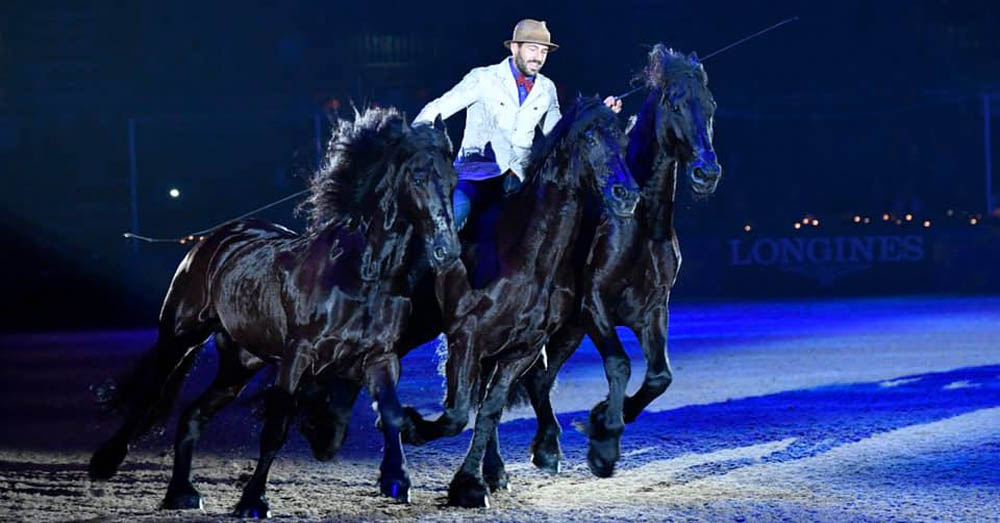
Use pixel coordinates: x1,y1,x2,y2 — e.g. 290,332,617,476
511,42,548,76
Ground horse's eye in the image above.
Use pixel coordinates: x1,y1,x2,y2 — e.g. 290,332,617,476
671,104,681,113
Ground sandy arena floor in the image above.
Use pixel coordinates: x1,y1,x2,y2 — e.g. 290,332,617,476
1,296,998,522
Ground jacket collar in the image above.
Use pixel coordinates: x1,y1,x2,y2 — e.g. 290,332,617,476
493,58,547,107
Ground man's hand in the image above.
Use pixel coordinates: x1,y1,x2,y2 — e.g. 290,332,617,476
603,96,623,114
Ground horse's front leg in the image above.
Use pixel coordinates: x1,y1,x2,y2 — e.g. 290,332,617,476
623,303,672,423
364,353,411,502
233,344,311,519
400,323,478,444
298,375,362,462
583,300,631,478
448,355,534,508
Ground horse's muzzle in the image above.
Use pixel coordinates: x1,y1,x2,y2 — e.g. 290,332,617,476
689,156,722,195
610,184,640,218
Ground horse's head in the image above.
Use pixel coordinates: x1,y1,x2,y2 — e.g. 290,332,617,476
644,45,722,195
539,97,640,218
392,116,460,269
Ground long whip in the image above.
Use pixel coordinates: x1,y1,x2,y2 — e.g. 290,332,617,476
614,16,799,101
122,189,308,244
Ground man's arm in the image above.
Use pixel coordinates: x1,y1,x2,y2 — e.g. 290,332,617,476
413,70,482,124
540,87,562,135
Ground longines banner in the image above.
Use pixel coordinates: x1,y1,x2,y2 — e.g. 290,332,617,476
672,228,999,298
728,234,924,286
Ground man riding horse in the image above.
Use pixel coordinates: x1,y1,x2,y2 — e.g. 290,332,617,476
413,18,623,229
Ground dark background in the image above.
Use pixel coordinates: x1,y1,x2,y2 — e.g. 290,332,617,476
2,1,999,331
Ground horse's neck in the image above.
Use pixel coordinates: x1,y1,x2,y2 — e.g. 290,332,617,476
500,179,583,275
639,148,679,241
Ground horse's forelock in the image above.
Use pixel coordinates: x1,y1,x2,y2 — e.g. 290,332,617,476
645,45,705,91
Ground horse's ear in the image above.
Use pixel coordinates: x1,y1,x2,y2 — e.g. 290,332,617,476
433,114,446,132
688,51,699,64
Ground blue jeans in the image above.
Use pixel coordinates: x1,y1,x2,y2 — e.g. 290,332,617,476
452,175,520,231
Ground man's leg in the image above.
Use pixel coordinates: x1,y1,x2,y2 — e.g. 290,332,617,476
453,182,472,231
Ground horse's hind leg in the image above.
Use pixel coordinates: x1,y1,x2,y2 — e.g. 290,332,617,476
365,353,411,502
162,333,265,510
623,304,672,423
89,315,216,481
519,325,585,474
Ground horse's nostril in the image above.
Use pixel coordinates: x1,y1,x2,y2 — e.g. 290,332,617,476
433,246,448,261
612,185,625,198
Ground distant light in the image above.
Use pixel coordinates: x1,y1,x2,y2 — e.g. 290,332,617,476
863,216,872,224
970,217,979,225
853,215,862,223
743,224,752,233
882,213,891,221
923,220,931,228
801,217,810,225
904,213,913,221
946,209,955,217
793,222,802,230
895,219,903,225
811,219,819,227
169,188,181,198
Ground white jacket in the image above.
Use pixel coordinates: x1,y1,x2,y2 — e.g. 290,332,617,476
414,58,561,179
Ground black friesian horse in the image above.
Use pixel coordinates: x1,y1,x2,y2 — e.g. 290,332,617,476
87,108,459,517
517,45,722,477
398,97,641,508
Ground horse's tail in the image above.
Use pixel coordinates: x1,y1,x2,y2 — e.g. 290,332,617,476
90,243,220,480
107,329,211,434
506,378,532,407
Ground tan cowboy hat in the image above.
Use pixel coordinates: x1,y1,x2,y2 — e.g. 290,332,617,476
504,19,559,51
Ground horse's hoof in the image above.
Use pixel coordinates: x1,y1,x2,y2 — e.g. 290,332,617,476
379,476,412,503
447,472,490,508
88,440,128,481
484,471,510,493
161,488,203,510
529,436,562,474
587,437,620,478
233,495,272,519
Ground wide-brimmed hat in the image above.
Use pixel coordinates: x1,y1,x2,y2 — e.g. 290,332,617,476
504,19,559,51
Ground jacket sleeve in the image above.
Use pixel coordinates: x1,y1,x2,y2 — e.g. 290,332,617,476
413,70,482,124
539,86,561,135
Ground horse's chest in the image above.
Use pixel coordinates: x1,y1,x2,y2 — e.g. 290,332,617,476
478,277,572,353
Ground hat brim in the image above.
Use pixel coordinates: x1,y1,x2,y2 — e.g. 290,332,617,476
505,39,559,51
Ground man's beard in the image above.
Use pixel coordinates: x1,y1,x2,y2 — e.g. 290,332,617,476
514,53,541,76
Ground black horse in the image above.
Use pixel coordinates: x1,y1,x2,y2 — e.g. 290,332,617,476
517,45,722,477
397,97,641,508
87,108,459,517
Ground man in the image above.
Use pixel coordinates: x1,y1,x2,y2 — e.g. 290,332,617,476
414,19,622,229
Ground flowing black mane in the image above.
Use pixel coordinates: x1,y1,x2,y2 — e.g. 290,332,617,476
643,44,708,90
525,96,619,190
297,107,452,233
